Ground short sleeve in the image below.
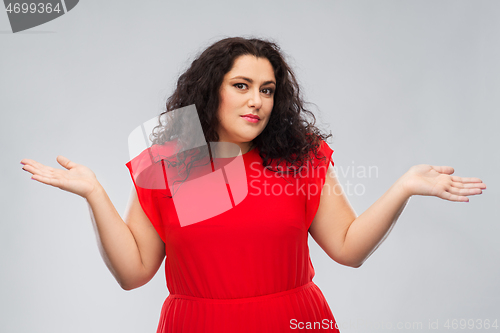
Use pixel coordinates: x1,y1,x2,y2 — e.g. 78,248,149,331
305,139,334,230
125,147,168,243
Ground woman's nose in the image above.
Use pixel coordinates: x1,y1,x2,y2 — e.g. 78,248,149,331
247,89,262,109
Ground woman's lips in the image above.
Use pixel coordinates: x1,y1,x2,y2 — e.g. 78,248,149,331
241,115,260,123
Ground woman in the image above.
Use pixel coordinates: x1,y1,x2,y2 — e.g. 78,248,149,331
20,37,486,332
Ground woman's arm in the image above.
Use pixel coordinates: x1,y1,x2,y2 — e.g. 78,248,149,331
21,156,165,290
309,163,486,268
87,184,165,290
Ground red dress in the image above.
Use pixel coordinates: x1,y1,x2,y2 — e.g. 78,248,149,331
125,138,340,332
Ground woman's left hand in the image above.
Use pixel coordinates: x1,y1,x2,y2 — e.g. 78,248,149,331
398,164,486,202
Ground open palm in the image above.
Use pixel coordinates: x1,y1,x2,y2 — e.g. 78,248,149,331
21,156,99,198
401,164,486,202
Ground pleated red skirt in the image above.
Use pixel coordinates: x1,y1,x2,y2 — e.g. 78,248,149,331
158,282,339,332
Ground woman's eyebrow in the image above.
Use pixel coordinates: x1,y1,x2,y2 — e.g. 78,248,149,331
230,76,276,86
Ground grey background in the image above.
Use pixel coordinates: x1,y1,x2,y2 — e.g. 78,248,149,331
1,1,498,332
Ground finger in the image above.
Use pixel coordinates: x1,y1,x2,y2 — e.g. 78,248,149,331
20,158,47,170
450,176,485,184
31,173,63,188
432,166,454,174
21,164,35,175
439,190,469,202
22,163,45,177
20,158,39,165
23,158,70,177
22,163,55,179
23,160,62,180
447,186,482,196
57,155,77,170
450,180,487,189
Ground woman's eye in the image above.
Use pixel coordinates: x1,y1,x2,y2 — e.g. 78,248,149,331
234,83,247,90
262,88,275,95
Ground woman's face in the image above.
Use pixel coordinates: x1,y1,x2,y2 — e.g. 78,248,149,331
217,54,276,153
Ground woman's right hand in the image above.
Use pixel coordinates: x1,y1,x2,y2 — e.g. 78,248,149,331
20,155,100,199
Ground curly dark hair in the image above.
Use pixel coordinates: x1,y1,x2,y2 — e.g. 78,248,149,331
149,36,332,192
